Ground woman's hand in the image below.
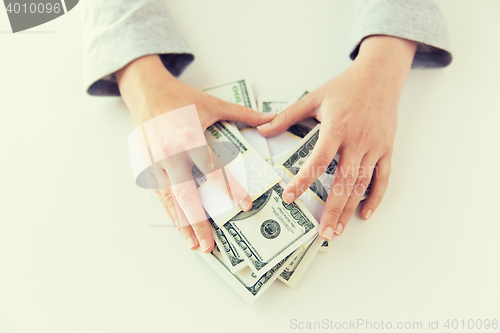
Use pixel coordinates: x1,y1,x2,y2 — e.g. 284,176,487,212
258,36,417,240
116,55,275,252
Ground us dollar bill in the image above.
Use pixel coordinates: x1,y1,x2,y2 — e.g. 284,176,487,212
276,124,371,218
279,234,324,287
257,90,309,116
203,79,273,164
258,97,287,114
192,121,249,189
203,78,257,110
223,182,319,275
203,78,258,130
283,90,319,139
240,127,272,165
198,243,293,305
210,217,247,273
265,90,320,160
194,120,281,226
279,124,339,204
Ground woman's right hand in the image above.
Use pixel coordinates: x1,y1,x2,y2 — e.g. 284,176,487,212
116,54,275,253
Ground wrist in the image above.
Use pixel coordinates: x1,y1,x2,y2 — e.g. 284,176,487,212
351,35,417,91
116,55,178,125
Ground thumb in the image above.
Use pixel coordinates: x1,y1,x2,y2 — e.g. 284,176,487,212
256,95,317,137
218,103,276,127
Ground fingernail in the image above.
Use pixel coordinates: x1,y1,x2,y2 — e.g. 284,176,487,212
283,191,295,203
186,237,196,250
200,239,212,253
238,198,251,211
334,223,343,235
257,122,271,130
364,209,373,219
323,226,334,240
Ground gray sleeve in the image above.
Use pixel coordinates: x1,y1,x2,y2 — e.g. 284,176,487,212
81,0,194,96
350,0,452,68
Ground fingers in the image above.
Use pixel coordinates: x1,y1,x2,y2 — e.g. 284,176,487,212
188,146,252,211
158,169,180,227
335,154,378,234
172,195,204,251
154,174,205,251
319,151,363,241
154,189,178,229
207,168,252,211
257,94,318,137
160,187,180,223
190,220,215,253
174,193,213,253
361,155,391,220
217,101,276,127
169,182,214,253
179,224,199,250
281,126,342,204
170,180,206,225
149,167,180,229
164,157,215,253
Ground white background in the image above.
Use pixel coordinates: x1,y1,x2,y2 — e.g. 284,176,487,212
1,1,499,332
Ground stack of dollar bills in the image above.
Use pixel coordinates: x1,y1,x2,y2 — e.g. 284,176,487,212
155,79,363,304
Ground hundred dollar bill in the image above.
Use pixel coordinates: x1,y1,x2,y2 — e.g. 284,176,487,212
223,182,319,275
279,234,323,287
203,79,273,164
200,120,319,275
203,78,257,110
194,121,281,226
275,124,338,216
240,128,272,165
210,217,247,273
258,92,316,162
197,243,293,305
266,90,319,158
275,124,371,223
283,91,319,139
266,131,301,159
271,149,292,167
203,78,258,130
256,97,289,164
258,97,287,114
279,124,370,201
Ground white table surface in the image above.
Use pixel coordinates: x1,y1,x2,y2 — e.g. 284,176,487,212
1,1,499,332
